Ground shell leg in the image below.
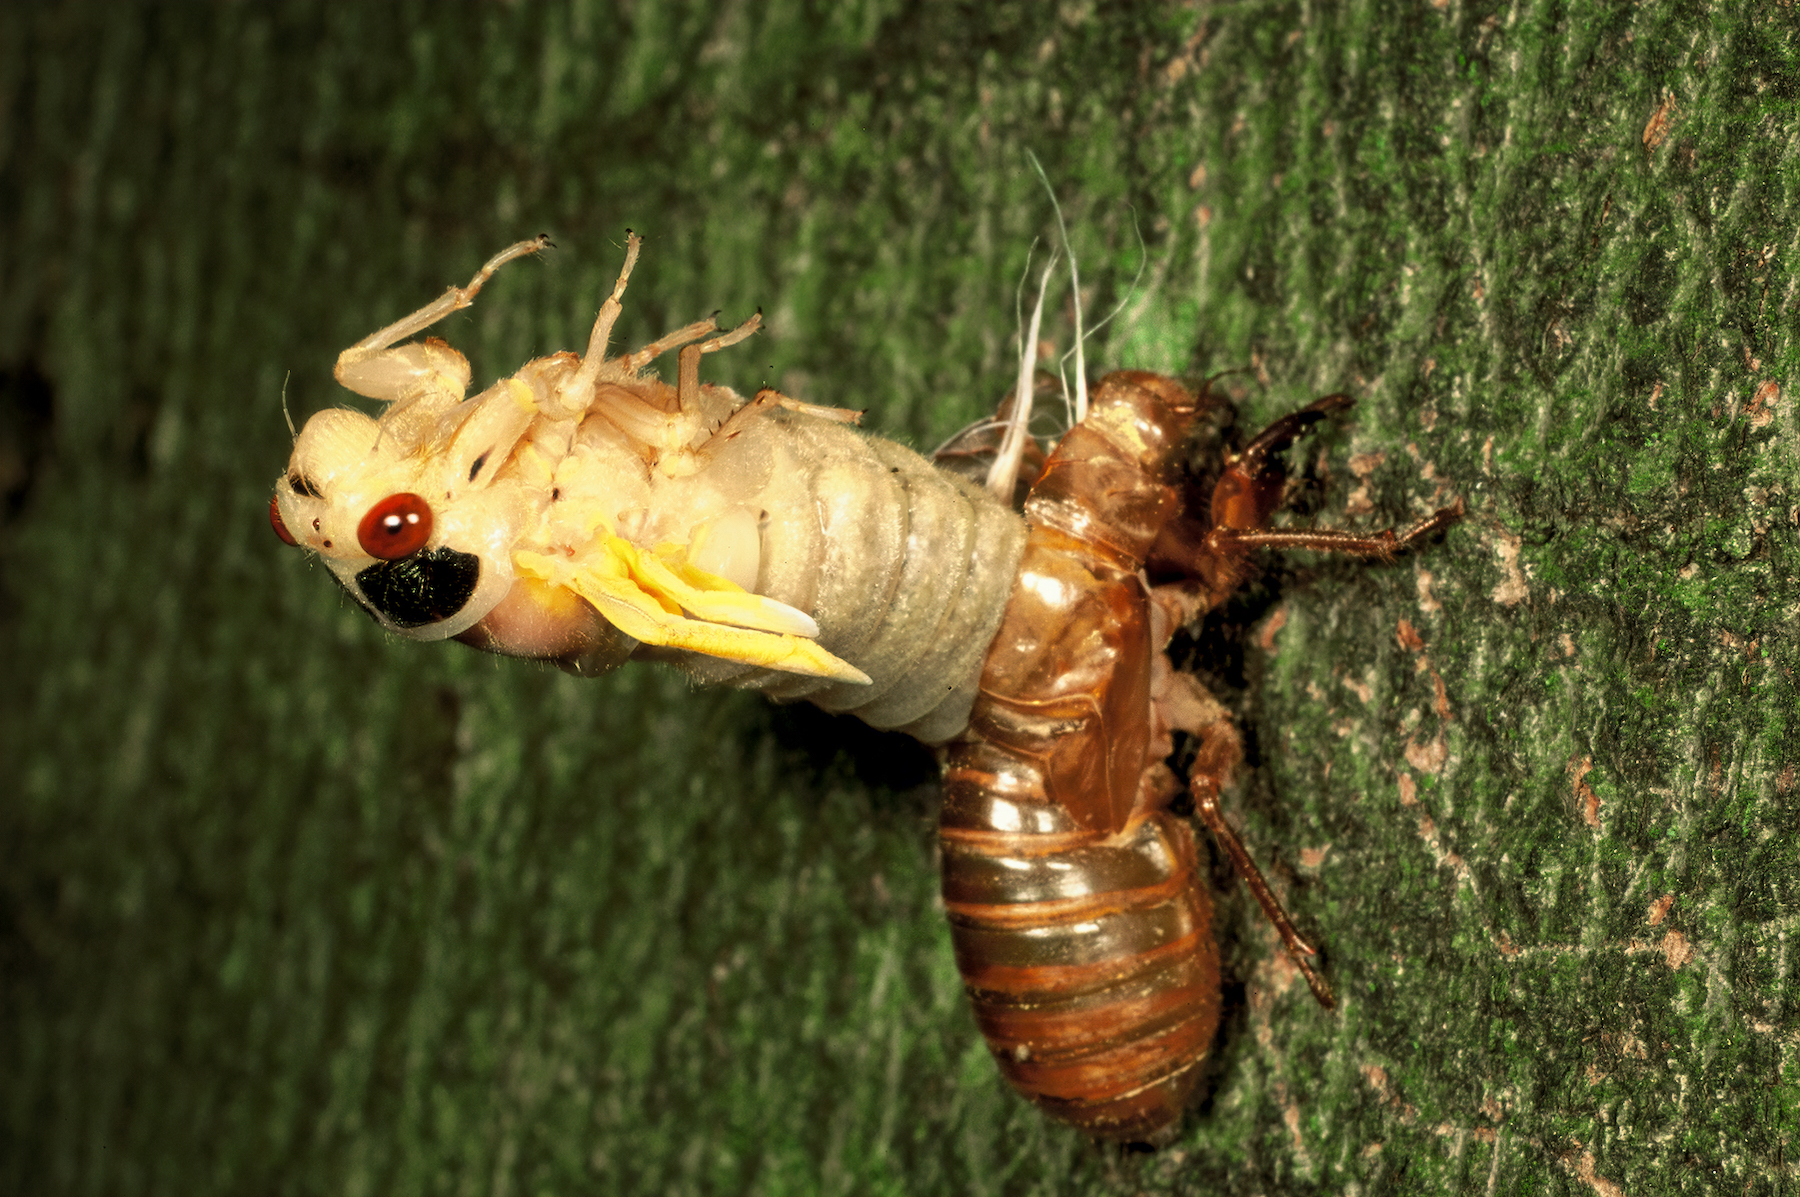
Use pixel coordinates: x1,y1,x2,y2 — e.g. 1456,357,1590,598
1216,501,1465,560
1208,393,1463,553
1146,626,1337,1011
1141,389,1465,1013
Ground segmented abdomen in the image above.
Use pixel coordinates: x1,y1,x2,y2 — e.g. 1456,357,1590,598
939,372,1220,1140
648,410,1028,744
940,762,1220,1137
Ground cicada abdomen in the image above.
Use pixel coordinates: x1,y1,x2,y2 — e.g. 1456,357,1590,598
939,789,1221,1138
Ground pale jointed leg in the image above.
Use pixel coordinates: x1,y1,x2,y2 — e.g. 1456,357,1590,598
334,235,553,402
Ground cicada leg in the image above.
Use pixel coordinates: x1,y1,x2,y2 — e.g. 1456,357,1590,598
333,235,553,402
710,388,865,445
1205,392,1463,560
1141,612,1338,1009
1149,394,1462,1011
1215,502,1465,561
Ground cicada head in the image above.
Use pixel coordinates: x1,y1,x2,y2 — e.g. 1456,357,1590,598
271,383,539,642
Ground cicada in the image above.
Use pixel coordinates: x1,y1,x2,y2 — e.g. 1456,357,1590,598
272,235,1458,1140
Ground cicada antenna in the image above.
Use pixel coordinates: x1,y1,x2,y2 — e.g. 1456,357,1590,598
1063,206,1147,363
1011,235,1042,358
1026,149,1088,428
1027,156,1148,433
988,240,1057,503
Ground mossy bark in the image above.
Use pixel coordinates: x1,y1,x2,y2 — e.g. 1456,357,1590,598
3,3,1796,1193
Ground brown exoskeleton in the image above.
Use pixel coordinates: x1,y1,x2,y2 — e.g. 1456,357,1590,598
272,234,1459,1140
940,373,1459,1137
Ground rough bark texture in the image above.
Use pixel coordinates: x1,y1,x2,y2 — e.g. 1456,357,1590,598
2,2,1796,1193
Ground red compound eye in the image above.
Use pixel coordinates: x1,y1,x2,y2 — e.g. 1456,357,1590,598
357,492,433,560
269,495,299,546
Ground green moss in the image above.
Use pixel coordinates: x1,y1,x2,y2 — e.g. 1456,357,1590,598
3,1,1798,1194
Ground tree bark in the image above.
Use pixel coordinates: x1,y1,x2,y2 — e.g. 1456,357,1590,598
2,2,1795,1193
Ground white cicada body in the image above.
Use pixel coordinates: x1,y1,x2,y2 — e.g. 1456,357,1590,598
272,235,1027,743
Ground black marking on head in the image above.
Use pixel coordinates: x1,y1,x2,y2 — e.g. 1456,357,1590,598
354,546,481,629
468,451,490,482
289,473,323,498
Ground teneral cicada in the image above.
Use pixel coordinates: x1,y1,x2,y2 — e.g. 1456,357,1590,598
272,235,1458,1141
